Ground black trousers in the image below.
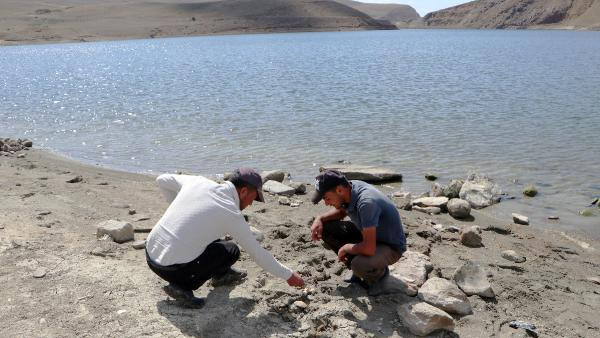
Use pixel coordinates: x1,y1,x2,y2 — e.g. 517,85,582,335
146,240,240,291
322,220,363,268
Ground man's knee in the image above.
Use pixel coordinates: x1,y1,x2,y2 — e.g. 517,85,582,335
223,242,240,262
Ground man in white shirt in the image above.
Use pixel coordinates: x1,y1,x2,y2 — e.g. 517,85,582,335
146,168,304,308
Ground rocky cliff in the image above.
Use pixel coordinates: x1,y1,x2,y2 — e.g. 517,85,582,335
335,0,420,25
423,0,600,30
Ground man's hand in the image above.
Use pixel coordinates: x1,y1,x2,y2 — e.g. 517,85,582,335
287,272,305,287
310,217,324,241
337,243,354,263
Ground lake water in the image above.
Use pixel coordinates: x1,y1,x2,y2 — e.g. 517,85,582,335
1,29,599,236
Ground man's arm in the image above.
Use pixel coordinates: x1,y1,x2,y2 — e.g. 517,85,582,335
338,227,376,262
311,208,347,241
156,174,196,203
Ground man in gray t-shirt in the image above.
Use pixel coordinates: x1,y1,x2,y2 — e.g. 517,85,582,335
310,170,408,291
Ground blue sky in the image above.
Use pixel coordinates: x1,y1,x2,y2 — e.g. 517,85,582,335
361,0,470,16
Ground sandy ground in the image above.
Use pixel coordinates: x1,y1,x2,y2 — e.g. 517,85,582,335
1,147,599,337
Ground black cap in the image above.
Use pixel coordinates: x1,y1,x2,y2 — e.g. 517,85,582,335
311,170,349,204
231,168,265,202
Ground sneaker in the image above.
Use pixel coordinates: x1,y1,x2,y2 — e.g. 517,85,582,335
343,272,370,290
210,267,247,287
163,284,205,309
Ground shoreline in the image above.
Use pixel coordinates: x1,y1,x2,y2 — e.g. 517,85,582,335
1,146,598,337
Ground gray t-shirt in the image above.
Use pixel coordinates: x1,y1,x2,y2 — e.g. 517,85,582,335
344,180,406,252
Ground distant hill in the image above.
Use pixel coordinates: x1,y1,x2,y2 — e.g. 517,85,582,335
423,0,600,30
334,0,420,25
0,0,396,45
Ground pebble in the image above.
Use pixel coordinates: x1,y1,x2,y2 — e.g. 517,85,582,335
128,209,136,215
460,226,483,247
132,240,146,249
117,309,127,315
278,197,291,205
512,213,530,225
66,175,83,183
136,215,150,221
111,203,130,209
424,173,438,181
32,268,47,278
586,277,600,285
501,250,526,263
0,225,4,230
522,185,538,197
15,183,21,186
293,300,308,309
17,153,25,158
39,318,46,325
548,216,560,220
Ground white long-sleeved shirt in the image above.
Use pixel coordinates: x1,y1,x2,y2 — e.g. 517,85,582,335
146,174,293,280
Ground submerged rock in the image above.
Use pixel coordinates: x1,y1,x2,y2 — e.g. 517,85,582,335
418,277,472,315
397,301,455,336
453,262,495,298
425,173,438,181
319,164,402,182
523,185,538,197
261,170,287,183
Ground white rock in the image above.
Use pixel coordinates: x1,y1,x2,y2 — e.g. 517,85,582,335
117,309,127,315
447,198,471,219
412,197,449,208
413,206,441,215
262,180,295,196
453,262,495,298
391,251,433,287
249,226,264,242
32,268,47,278
278,197,291,205
96,220,134,243
501,250,526,263
418,277,472,315
392,192,412,210
132,240,146,250
512,213,529,225
368,273,418,296
397,301,455,336
459,175,502,209
319,164,402,182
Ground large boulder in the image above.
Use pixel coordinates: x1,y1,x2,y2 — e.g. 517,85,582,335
262,180,295,196
261,170,287,183
459,174,502,209
418,277,473,315
447,198,471,219
453,262,495,298
390,251,433,287
412,197,448,209
96,220,134,243
319,164,401,182
397,301,455,336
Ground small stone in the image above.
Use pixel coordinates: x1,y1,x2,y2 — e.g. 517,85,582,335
288,182,306,194
66,175,83,183
412,197,448,209
32,268,47,278
447,198,471,219
278,197,291,205
117,309,127,315
548,216,560,220
38,211,52,216
249,226,264,242
23,140,33,147
424,173,438,181
96,220,134,243
290,202,300,207
445,226,461,233
512,213,529,225
128,209,136,215
501,250,526,263
17,153,25,158
293,300,308,310
39,318,46,325
523,185,538,197
136,215,150,221
460,226,483,247
97,182,109,185
263,180,295,196
586,277,600,285
0,225,4,230
579,209,594,217
132,240,146,249
15,183,21,186
111,203,130,209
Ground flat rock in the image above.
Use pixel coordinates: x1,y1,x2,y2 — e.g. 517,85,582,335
319,164,402,182
413,206,441,215
392,192,412,210
96,220,134,243
262,180,295,196
391,251,433,287
459,174,502,209
460,226,483,247
132,240,146,249
32,268,47,278
453,262,495,298
501,250,526,263
412,196,448,208
66,175,83,183
512,213,529,225
447,198,471,219
261,170,287,183
397,301,455,336
418,277,472,315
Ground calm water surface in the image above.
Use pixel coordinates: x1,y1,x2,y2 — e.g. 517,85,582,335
1,30,599,236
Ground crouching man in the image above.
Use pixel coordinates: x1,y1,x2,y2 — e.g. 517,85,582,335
146,168,304,308
310,170,414,295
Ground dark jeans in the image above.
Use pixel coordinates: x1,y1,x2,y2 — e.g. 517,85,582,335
322,220,404,285
146,240,240,291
